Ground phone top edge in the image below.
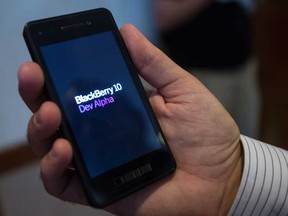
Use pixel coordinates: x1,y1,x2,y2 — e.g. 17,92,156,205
23,7,119,49
24,8,112,27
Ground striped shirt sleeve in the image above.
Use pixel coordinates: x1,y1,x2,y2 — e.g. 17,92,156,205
228,135,288,216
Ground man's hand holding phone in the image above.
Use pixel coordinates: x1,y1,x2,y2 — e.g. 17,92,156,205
19,24,242,215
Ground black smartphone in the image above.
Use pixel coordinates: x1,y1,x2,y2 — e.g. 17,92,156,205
23,8,176,207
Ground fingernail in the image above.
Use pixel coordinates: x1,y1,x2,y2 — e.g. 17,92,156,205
49,144,58,161
33,111,42,127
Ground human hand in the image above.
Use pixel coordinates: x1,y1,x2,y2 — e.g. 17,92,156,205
18,24,242,216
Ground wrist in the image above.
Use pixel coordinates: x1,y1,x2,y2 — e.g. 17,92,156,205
218,141,243,215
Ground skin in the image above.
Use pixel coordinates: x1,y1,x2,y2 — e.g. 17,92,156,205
18,24,243,216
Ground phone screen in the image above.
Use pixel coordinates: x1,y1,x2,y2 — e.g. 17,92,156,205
40,31,162,178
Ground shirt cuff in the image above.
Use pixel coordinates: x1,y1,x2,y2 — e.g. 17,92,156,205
228,135,288,215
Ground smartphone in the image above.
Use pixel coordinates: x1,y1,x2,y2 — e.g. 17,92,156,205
23,8,176,207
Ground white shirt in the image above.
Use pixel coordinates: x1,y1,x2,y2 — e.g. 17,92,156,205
229,135,288,215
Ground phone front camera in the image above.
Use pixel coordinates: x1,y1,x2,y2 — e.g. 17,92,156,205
86,21,92,26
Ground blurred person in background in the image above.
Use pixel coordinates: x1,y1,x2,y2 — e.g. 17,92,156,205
153,0,260,138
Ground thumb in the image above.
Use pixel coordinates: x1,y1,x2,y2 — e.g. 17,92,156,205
120,24,189,91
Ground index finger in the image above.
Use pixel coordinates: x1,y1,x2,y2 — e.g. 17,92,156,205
18,61,48,113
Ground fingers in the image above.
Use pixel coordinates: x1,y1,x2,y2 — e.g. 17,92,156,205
40,138,72,195
18,62,48,113
40,138,88,204
18,62,59,158
120,24,190,92
27,101,61,158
